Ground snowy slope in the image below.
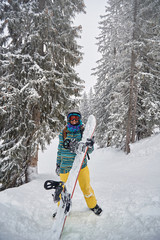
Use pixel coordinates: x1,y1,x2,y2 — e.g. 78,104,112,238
0,134,160,240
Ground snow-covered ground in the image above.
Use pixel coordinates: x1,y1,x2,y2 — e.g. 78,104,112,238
0,134,160,240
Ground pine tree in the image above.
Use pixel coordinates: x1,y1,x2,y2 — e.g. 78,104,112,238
0,0,85,190
125,0,138,153
126,0,160,152
93,0,160,151
93,0,131,148
88,87,94,115
135,0,160,141
79,91,89,124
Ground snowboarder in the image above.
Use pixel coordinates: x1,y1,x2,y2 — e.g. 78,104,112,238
55,109,102,216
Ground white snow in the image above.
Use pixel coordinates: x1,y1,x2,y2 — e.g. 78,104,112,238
0,134,160,240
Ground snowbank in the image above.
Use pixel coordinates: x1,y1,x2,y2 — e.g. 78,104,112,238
0,134,160,240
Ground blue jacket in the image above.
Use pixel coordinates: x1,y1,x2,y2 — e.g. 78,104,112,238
57,128,93,174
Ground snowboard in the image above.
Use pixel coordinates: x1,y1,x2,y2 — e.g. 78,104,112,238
44,115,96,239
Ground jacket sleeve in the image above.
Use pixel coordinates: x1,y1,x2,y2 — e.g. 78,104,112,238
56,132,63,166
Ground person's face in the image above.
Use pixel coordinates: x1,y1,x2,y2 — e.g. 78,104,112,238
69,115,80,125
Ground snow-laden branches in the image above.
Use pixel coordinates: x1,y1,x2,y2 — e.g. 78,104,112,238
0,0,85,190
93,0,160,150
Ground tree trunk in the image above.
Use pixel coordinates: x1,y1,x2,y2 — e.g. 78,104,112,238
125,0,137,154
39,0,45,11
131,73,138,143
30,146,39,168
30,106,40,170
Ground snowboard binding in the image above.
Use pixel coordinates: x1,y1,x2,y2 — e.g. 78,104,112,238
44,180,71,214
44,180,64,202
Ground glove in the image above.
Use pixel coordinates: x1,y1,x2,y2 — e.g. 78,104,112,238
69,139,79,153
55,164,60,176
86,137,94,148
63,138,79,153
63,139,71,149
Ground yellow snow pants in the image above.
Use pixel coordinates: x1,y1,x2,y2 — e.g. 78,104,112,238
59,166,97,209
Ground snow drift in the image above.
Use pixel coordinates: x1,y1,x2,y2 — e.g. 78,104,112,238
0,134,160,240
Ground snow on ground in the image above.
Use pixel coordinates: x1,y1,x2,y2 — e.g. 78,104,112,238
0,134,160,240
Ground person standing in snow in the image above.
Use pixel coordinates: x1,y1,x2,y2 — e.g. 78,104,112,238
55,109,102,216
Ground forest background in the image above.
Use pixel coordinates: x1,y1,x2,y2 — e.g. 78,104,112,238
0,0,160,191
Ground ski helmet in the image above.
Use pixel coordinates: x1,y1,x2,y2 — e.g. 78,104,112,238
67,109,81,120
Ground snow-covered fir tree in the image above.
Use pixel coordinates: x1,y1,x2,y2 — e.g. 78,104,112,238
79,91,90,124
79,88,94,126
93,0,160,151
135,0,160,141
0,0,85,190
88,87,94,115
93,0,131,148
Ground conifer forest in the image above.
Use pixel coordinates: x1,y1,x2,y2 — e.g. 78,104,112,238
0,0,160,190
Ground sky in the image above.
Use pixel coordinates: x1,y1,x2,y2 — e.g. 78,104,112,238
74,0,107,93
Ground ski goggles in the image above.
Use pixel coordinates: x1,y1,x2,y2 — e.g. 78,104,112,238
69,115,80,121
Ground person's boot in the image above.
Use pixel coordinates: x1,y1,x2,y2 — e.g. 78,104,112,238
52,211,57,218
91,204,102,216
